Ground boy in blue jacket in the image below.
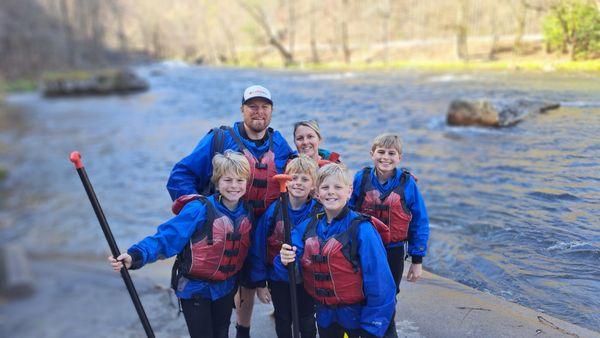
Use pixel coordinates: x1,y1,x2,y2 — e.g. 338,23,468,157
109,150,252,338
281,163,396,338
250,155,320,338
166,85,296,337
349,133,430,338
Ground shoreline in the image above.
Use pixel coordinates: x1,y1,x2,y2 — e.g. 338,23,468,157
1,253,597,337
1,58,598,95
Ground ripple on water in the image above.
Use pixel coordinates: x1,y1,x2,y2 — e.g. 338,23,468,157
526,191,580,202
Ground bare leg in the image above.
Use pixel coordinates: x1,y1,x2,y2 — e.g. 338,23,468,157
235,286,256,336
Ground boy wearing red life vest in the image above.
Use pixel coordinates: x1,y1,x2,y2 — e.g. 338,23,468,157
166,85,296,337
109,150,253,338
249,155,320,338
281,163,396,338
349,133,430,338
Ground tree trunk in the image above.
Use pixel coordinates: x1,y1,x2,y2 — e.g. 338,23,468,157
59,0,76,67
489,1,499,60
237,1,294,66
341,0,351,64
309,0,320,64
513,0,527,55
287,0,296,61
456,0,469,61
380,0,391,63
219,16,239,65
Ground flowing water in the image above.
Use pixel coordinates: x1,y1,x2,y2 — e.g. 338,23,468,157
1,63,598,331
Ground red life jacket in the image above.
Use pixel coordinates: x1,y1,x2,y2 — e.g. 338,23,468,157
172,195,252,282
227,127,279,217
266,199,321,266
355,168,413,242
300,214,367,306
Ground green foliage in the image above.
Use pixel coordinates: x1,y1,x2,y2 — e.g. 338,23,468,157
0,167,6,181
0,79,37,92
542,0,600,60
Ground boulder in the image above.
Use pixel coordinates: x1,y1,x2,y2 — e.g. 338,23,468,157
41,68,149,97
0,244,35,298
446,99,560,127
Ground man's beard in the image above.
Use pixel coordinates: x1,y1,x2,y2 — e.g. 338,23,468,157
246,118,270,133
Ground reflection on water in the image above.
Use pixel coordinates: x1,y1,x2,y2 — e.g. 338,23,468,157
1,64,599,330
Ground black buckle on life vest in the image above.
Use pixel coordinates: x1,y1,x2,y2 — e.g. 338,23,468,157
226,232,242,241
255,162,268,169
252,179,268,188
248,200,265,208
314,272,331,281
218,265,236,273
315,288,335,297
224,249,240,257
372,204,390,211
311,254,327,263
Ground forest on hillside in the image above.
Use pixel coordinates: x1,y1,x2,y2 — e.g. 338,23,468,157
1,0,598,80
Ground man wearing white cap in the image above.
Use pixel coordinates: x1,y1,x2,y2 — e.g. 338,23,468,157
166,85,294,337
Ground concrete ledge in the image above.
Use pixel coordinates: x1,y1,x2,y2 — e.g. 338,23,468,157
0,255,597,338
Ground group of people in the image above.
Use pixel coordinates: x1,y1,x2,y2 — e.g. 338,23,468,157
108,85,430,338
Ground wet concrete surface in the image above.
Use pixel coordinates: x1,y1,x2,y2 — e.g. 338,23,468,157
0,254,597,338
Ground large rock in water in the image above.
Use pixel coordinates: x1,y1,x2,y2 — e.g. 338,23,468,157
41,68,149,97
446,99,560,127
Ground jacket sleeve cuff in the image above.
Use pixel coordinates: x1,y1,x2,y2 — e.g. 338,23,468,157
127,248,145,270
411,255,423,264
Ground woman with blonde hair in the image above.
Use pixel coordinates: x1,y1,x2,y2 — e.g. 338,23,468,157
293,120,341,166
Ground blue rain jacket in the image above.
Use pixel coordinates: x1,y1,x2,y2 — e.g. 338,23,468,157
166,122,295,200
290,207,396,337
127,195,250,300
349,167,430,258
249,197,321,284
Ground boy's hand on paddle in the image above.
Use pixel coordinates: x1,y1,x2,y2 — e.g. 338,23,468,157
407,263,422,282
257,287,271,304
108,253,132,271
280,244,297,265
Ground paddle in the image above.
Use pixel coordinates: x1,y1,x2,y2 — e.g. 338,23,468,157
272,174,300,338
69,151,155,338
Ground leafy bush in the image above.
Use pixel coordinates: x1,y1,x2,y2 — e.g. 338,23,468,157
542,0,600,60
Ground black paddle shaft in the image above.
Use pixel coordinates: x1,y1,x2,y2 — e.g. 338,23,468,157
71,152,155,338
280,191,301,338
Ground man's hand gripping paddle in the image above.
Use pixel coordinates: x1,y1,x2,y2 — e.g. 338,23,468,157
70,151,155,338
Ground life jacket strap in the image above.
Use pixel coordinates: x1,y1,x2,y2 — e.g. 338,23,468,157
315,288,335,297
218,265,236,273
252,179,268,188
314,272,332,281
226,232,242,241
311,254,328,263
224,249,240,257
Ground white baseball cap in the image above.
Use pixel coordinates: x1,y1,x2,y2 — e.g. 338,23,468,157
242,85,273,105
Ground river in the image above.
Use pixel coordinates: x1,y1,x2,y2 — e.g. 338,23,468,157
1,62,598,331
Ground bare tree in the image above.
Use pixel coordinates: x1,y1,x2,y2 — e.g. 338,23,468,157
237,0,294,66
287,0,296,60
309,0,320,63
341,0,351,64
455,0,469,61
512,0,527,55
379,0,392,63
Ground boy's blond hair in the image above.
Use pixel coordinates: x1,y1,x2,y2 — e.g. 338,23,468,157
211,150,251,186
316,163,352,189
371,133,403,154
285,155,318,184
